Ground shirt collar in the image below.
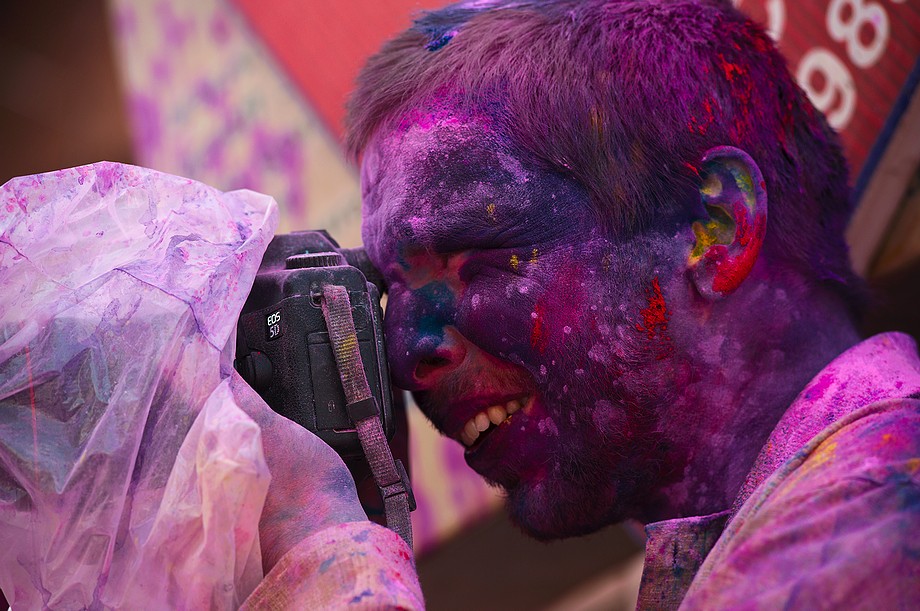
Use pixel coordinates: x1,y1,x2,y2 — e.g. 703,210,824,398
636,509,731,610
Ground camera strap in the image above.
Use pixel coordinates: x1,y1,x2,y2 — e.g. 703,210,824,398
320,284,415,552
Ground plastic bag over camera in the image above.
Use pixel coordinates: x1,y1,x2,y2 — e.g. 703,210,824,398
0,162,278,608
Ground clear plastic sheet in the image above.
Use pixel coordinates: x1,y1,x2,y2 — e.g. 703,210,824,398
0,162,279,609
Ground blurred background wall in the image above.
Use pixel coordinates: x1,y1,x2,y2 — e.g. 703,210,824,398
1,1,918,609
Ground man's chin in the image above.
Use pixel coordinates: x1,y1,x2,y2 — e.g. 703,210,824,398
463,421,638,540
499,474,626,541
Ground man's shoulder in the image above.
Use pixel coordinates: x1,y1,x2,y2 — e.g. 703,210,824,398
744,398,920,513
787,396,920,487
681,398,920,609
768,398,920,528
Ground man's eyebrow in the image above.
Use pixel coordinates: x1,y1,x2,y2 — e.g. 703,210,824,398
424,215,505,252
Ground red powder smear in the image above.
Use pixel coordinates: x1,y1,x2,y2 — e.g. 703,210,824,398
752,35,769,53
687,98,717,135
718,52,754,140
709,201,767,294
703,99,714,119
635,277,670,341
731,118,746,141
530,302,549,354
718,53,744,82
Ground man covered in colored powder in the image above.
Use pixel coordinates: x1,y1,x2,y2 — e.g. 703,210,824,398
346,0,920,607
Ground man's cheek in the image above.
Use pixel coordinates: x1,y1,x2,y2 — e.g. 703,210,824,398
459,263,580,367
457,276,534,358
528,273,589,358
526,254,616,361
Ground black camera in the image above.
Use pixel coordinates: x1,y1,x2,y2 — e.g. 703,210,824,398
235,230,414,546
234,230,394,461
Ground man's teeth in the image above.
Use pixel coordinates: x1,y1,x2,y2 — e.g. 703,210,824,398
460,398,526,447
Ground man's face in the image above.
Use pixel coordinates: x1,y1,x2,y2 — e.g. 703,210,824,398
362,108,694,538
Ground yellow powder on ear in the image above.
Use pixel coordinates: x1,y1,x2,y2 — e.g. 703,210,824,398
701,174,722,197
736,171,756,209
690,220,721,261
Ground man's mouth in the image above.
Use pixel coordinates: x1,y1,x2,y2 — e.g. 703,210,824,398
459,395,532,447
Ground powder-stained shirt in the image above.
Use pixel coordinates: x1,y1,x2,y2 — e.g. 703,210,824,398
637,332,920,609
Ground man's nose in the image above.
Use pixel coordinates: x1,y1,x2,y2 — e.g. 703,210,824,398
410,327,468,388
388,326,469,390
385,291,466,390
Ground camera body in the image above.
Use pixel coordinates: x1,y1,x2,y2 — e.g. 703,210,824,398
234,230,394,461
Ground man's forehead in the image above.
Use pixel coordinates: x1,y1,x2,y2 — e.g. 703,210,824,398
365,109,513,186
362,111,537,244
360,102,605,265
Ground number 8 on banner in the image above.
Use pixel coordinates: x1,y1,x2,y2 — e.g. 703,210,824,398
827,0,890,69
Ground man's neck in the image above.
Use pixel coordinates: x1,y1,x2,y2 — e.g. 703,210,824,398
649,279,862,521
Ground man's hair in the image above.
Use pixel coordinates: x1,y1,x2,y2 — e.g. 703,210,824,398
346,0,860,300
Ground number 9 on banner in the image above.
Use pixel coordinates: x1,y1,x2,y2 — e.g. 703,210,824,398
797,47,856,130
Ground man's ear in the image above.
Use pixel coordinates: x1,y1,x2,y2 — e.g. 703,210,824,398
687,146,767,299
